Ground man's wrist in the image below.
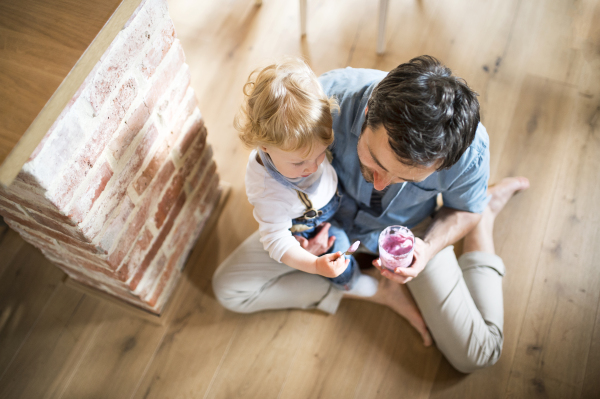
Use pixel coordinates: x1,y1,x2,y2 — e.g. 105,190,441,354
421,238,437,263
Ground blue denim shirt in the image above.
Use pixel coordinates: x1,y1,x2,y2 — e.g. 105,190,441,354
319,67,491,252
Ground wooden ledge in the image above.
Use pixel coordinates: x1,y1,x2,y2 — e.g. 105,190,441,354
0,0,144,187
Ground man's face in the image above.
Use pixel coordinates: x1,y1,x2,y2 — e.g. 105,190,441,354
357,124,439,191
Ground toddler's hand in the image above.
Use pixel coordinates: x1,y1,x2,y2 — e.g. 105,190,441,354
315,252,349,278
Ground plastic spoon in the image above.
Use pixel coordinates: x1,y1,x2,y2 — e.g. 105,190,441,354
343,240,360,256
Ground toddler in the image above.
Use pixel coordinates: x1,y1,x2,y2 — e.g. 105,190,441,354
235,57,376,294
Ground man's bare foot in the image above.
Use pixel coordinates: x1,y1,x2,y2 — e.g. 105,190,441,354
348,268,433,346
487,177,530,217
464,176,530,254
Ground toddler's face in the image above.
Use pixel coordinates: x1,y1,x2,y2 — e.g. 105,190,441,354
262,143,328,179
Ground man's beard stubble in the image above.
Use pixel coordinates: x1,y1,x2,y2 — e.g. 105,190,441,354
357,132,375,184
358,157,374,184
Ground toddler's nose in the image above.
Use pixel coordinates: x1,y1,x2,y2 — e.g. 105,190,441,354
305,162,318,174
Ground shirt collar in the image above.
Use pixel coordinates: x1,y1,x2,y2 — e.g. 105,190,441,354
351,82,379,207
350,81,379,138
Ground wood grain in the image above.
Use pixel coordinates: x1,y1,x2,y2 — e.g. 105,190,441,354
57,307,167,398
0,243,64,376
204,311,314,399
0,229,25,278
280,301,441,399
581,298,600,399
0,285,101,399
0,0,142,186
504,48,600,399
579,3,600,397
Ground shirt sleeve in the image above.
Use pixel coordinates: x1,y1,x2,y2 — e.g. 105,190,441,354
251,197,301,262
442,143,491,214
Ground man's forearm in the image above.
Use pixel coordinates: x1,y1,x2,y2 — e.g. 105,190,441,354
422,207,482,258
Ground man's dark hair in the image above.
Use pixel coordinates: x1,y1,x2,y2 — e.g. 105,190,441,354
365,55,480,170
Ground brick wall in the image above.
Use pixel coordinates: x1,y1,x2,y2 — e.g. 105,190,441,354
0,0,220,314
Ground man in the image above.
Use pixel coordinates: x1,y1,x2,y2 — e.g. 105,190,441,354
213,56,529,373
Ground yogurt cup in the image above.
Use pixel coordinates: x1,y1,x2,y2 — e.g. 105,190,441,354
378,225,415,271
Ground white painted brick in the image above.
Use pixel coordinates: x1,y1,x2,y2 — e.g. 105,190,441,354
1,0,218,314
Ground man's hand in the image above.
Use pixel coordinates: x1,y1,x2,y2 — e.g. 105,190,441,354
372,237,433,284
315,252,349,278
294,222,335,256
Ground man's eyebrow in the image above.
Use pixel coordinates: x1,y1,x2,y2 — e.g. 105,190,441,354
367,143,390,173
367,142,419,183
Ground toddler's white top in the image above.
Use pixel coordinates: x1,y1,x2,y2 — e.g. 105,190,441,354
245,149,338,262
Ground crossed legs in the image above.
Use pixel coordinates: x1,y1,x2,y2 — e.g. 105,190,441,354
213,177,529,372
351,177,529,372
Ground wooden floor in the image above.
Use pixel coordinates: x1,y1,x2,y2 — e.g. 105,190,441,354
1,0,600,397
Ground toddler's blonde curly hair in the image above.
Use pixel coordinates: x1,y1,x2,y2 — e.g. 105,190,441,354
234,57,339,154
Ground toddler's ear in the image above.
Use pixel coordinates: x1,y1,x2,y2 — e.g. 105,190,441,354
260,145,269,153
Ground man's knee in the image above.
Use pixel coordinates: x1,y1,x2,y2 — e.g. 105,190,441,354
450,349,502,374
446,327,503,374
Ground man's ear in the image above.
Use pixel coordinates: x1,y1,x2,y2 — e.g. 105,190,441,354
365,106,368,115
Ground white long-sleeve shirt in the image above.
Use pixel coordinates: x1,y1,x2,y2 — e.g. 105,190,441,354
245,149,338,262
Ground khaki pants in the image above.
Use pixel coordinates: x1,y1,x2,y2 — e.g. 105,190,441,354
212,226,505,373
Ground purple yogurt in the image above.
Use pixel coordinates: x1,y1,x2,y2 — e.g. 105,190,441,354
378,225,415,271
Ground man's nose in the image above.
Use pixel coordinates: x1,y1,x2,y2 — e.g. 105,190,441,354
373,172,391,191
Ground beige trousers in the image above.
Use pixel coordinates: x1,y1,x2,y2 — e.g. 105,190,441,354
212,227,505,373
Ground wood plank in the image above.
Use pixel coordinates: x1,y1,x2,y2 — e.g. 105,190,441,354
279,300,441,399
579,3,600,397
0,217,7,243
481,0,561,178
351,303,443,399
0,242,64,376
480,0,594,179
520,0,590,86
581,297,600,399
0,284,102,399
55,302,167,398
344,0,442,68
503,37,600,399
288,0,381,74
0,229,25,278
204,311,314,399
0,0,143,186
503,115,599,398
64,277,171,325
0,0,123,179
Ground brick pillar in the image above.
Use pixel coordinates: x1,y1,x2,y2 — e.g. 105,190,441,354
0,0,220,314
